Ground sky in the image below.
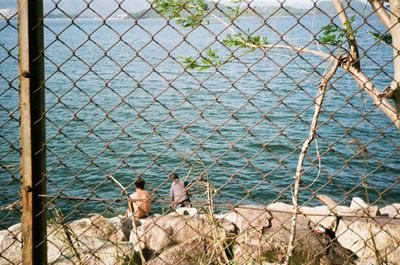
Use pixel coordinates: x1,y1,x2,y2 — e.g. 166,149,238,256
216,0,369,8
0,0,149,14
0,0,369,12
0,0,322,10
216,0,318,8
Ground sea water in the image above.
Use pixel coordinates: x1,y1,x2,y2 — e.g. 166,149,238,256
0,15,399,227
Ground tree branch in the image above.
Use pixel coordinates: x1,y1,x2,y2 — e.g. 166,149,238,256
285,58,341,264
210,13,236,34
332,0,360,68
346,64,400,129
368,0,391,29
244,44,399,128
256,44,330,60
389,0,400,112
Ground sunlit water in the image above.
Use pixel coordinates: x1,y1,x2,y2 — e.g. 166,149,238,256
1,15,399,227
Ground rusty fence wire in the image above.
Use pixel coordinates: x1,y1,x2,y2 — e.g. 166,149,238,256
1,0,400,264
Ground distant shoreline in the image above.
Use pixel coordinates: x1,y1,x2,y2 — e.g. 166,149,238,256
0,13,349,22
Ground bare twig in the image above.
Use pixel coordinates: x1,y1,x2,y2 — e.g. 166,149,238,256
285,57,341,264
210,13,236,34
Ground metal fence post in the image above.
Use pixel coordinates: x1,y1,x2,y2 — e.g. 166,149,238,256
18,0,47,264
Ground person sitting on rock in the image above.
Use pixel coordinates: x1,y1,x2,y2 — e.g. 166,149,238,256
169,173,190,209
126,178,151,218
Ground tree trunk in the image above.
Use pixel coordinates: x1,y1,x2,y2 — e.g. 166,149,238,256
390,0,400,113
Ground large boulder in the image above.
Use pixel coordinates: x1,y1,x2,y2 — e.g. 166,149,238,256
0,214,133,265
108,216,133,241
50,241,133,265
349,197,380,217
336,216,400,264
0,223,22,264
379,204,400,218
130,212,214,253
68,214,124,242
147,237,206,265
50,214,130,263
226,205,356,265
129,211,238,264
299,204,353,229
47,213,128,263
175,207,198,216
218,204,272,232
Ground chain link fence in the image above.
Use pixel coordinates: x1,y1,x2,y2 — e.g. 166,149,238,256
1,0,399,264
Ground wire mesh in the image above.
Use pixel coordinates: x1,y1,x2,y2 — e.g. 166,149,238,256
1,0,400,264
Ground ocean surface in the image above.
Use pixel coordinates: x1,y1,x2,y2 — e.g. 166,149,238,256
1,15,399,227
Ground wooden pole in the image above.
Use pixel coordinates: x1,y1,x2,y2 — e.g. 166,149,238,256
18,0,47,264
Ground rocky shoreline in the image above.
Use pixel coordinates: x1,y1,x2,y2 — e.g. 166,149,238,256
1,197,399,264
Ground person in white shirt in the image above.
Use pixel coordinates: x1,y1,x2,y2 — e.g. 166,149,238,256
169,173,190,209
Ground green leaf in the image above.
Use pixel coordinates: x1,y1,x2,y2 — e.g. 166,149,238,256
153,0,209,28
179,56,201,69
205,47,217,58
317,16,357,46
318,34,341,46
368,31,392,45
224,0,242,18
161,0,269,71
179,48,223,70
222,32,268,49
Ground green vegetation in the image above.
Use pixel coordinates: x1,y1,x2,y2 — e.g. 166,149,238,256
318,16,356,46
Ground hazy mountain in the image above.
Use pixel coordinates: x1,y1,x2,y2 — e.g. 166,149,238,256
0,0,372,18
314,0,372,15
217,0,315,8
0,0,149,15
44,0,150,17
215,0,370,10
243,0,372,17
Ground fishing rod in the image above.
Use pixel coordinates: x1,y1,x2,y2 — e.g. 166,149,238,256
109,175,129,197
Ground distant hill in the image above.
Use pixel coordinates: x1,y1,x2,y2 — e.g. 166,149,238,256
313,0,373,15
0,0,150,18
246,6,307,17
1,0,371,19
45,0,149,15
239,0,373,17
131,0,373,19
131,8,159,19
132,0,225,19
131,1,301,19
